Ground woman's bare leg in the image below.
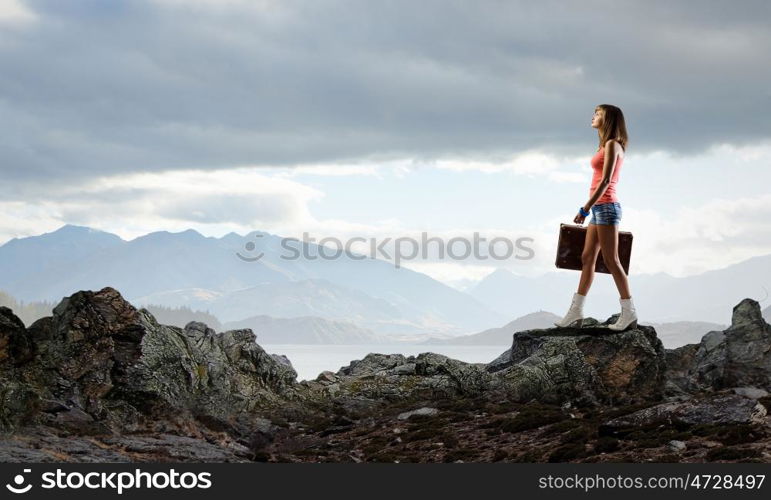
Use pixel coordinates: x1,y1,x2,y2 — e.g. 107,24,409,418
578,223,601,295
596,224,631,299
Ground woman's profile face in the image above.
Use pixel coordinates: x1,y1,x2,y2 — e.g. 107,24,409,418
591,108,604,129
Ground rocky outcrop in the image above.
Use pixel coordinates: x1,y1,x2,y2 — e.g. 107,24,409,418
0,287,297,435
601,391,768,431
300,352,494,405
299,318,667,408
2,287,770,463
665,298,770,395
486,318,666,406
0,286,707,438
0,306,33,365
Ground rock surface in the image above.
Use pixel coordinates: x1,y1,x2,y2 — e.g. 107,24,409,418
601,392,768,429
486,321,666,406
665,298,771,394
1,287,297,436
296,319,667,408
1,288,770,463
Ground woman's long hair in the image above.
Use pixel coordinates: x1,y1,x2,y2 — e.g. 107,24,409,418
596,104,628,152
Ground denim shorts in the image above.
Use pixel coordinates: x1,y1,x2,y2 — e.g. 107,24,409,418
589,201,622,225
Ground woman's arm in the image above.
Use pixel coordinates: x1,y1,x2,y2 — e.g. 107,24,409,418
582,139,620,212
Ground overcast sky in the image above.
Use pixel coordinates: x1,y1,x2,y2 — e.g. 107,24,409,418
1,0,770,285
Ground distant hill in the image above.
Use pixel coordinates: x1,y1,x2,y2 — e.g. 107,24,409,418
468,256,771,325
422,309,727,349
0,290,56,327
639,320,729,349
142,304,223,331
0,289,224,332
223,315,387,345
421,311,560,345
133,278,432,335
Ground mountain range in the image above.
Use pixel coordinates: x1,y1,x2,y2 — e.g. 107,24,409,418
222,315,388,345
420,310,729,349
0,225,506,338
469,258,771,325
1,224,769,342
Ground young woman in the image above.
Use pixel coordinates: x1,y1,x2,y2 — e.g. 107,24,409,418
554,104,638,331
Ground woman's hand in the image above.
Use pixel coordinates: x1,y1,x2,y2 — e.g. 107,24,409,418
574,204,590,224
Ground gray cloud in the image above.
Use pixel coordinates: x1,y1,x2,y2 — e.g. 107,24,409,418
154,193,301,225
1,0,770,188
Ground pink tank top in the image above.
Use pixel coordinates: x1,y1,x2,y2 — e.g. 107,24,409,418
590,146,623,203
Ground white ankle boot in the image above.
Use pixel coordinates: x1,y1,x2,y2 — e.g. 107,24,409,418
554,292,585,328
608,296,638,331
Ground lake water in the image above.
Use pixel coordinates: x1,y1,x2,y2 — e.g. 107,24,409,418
261,344,508,382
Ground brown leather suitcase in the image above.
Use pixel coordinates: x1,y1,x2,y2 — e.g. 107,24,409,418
555,223,633,274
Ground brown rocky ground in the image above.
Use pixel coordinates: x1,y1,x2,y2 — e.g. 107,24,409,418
251,394,771,463
4,393,768,463
2,288,770,463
